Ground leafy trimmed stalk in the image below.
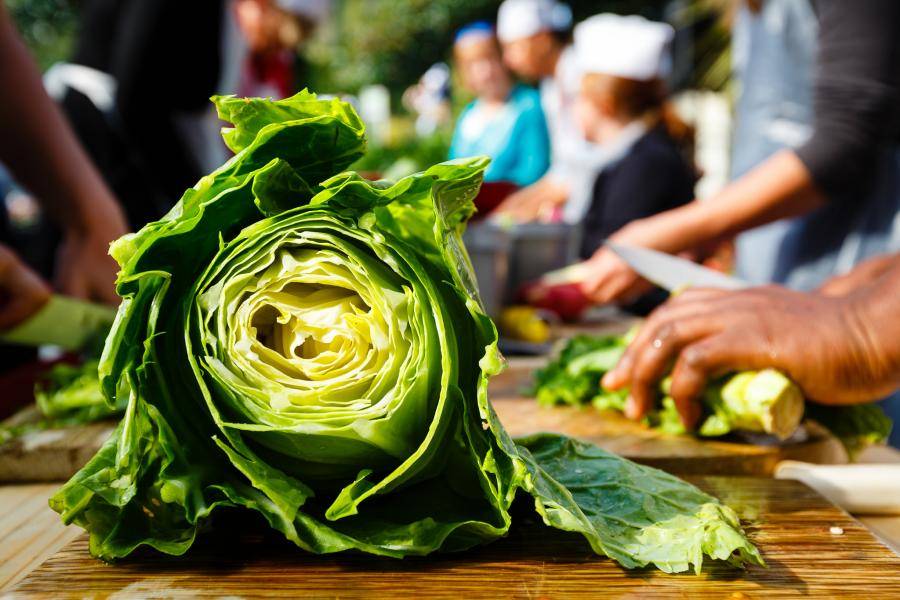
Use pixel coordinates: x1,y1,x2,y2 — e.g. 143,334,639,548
534,334,889,448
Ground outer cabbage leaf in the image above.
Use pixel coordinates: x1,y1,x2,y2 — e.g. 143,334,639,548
517,434,763,574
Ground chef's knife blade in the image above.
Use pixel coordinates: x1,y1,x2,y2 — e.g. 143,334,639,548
0,295,117,352
606,242,749,292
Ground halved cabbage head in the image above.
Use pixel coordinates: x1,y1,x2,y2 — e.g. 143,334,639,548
50,92,762,574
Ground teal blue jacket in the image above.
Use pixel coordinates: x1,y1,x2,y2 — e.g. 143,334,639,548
449,85,550,187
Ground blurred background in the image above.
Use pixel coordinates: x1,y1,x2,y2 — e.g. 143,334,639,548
2,0,735,331
3,2,732,195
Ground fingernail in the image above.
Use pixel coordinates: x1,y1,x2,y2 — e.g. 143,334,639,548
681,404,701,430
601,371,618,389
624,396,639,420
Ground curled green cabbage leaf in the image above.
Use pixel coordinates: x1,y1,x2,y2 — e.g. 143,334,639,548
50,92,762,573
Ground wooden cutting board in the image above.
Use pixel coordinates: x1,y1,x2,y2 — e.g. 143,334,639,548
11,477,900,598
0,406,115,483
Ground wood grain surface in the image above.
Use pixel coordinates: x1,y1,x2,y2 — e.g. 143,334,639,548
0,406,115,483
0,484,81,592
10,477,900,599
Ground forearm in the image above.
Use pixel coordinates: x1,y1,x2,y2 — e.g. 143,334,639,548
796,0,900,199
0,4,124,235
626,150,826,254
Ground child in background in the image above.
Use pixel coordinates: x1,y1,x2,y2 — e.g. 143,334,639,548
449,22,550,187
573,14,696,261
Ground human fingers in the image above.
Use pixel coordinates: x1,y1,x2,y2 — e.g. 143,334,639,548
618,316,725,421
0,248,51,329
668,331,772,428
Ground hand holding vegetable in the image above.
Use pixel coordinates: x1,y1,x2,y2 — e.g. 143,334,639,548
0,243,51,330
603,279,900,429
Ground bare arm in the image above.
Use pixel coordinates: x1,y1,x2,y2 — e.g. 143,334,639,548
580,150,826,303
0,2,126,302
629,150,824,253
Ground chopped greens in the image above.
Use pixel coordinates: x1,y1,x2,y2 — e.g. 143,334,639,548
532,333,892,451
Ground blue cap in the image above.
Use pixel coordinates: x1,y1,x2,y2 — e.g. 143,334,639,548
454,21,496,45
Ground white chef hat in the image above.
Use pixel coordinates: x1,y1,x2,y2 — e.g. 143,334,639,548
497,0,573,43
276,0,331,22
574,13,674,81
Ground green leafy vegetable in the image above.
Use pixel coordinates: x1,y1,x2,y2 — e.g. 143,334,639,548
533,334,890,449
531,335,628,408
0,359,122,446
35,360,122,422
805,403,893,459
50,91,761,573
518,434,761,573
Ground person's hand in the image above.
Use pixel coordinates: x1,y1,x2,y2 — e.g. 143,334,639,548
577,222,660,304
578,248,653,305
602,286,900,429
494,178,567,223
0,244,51,330
577,221,728,305
818,253,899,297
54,220,125,305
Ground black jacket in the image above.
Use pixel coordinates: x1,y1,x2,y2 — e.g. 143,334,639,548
579,126,695,259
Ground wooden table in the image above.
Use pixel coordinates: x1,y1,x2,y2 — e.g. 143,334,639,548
0,483,81,592
6,477,900,598
2,314,898,596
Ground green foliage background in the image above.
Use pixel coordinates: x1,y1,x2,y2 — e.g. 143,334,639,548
7,0,78,70
10,0,731,98
307,0,669,97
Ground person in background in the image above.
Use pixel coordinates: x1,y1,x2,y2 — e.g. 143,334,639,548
403,63,453,138
573,15,695,262
493,0,605,223
232,0,328,100
729,0,818,286
562,14,696,315
47,0,225,228
576,1,900,305
603,252,900,447
449,22,549,188
0,1,125,306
